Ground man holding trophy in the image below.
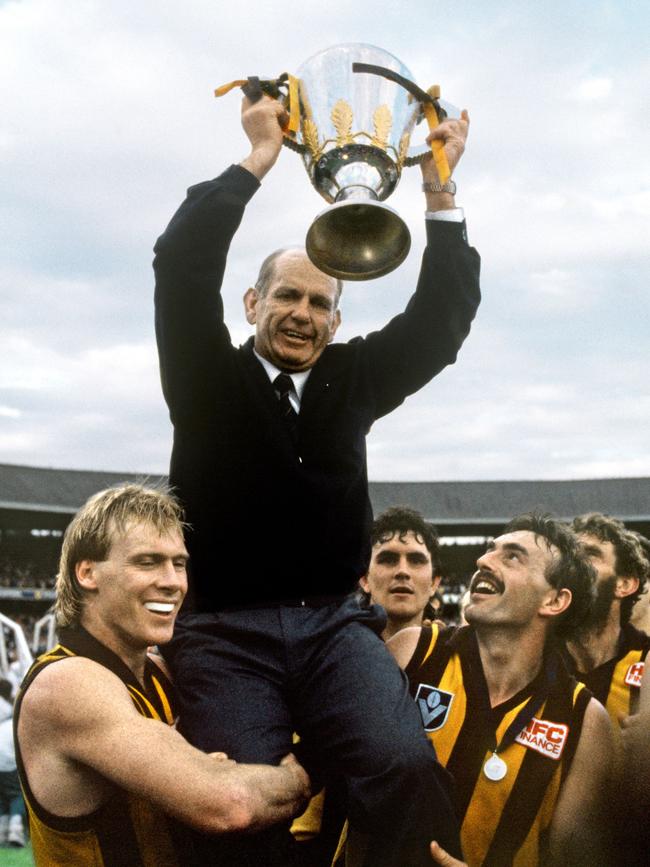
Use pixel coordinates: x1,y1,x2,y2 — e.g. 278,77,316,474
154,45,480,866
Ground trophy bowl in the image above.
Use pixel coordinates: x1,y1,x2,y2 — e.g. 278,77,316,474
295,44,422,280
215,43,458,281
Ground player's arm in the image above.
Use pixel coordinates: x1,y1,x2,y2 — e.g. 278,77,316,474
619,664,650,812
545,697,616,866
386,625,422,670
19,657,310,833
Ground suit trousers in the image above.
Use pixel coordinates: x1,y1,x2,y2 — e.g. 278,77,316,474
162,597,461,866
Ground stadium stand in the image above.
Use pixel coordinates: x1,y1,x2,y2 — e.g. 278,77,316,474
1,463,650,658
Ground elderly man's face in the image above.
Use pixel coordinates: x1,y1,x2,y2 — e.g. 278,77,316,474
244,250,341,371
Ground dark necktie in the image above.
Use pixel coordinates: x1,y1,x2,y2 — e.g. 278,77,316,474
274,373,299,444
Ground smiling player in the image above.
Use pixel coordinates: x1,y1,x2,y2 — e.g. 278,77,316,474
389,513,615,867
14,484,310,866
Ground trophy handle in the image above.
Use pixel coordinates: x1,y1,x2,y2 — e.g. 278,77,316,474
351,63,456,183
214,74,308,153
403,97,461,166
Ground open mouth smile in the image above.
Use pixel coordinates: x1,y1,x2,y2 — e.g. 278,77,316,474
144,602,176,614
282,330,311,342
470,573,504,596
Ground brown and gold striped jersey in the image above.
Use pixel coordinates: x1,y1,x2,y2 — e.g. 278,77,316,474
14,626,181,867
563,622,650,727
406,624,590,867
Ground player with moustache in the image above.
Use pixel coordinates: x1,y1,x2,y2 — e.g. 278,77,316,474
388,514,615,867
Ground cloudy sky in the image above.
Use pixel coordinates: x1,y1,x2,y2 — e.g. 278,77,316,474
1,0,648,482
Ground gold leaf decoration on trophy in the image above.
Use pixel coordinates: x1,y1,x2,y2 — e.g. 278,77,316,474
372,104,392,150
397,131,410,168
302,119,320,157
331,99,354,147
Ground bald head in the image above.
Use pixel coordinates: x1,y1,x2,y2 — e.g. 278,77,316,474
255,247,343,303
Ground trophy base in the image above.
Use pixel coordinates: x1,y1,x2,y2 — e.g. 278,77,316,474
306,199,411,281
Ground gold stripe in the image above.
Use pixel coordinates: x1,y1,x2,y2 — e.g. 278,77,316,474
607,649,644,724
420,622,440,666
432,655,466,766
291,789,325,841
128,686,161,721
461,697,546,866
151,675,174,726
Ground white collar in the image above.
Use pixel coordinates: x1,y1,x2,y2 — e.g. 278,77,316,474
253,349,312,403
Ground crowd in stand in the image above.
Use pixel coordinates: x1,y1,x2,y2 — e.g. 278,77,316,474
0,558,56,590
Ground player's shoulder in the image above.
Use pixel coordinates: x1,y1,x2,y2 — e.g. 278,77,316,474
386,626,424,669
20,654,132,728
581,694,614,741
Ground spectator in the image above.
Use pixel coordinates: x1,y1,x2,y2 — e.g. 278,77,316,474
0,678,26,848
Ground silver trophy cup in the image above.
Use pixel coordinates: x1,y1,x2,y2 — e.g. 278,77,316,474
292,43,455,280
214,43,458,280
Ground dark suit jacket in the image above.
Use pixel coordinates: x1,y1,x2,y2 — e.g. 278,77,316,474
154,165,481,611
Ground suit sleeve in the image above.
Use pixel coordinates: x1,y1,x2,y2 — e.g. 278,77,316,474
153,164,260,426
361,219,481,420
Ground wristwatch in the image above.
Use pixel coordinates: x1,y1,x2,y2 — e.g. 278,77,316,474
422,180,457,195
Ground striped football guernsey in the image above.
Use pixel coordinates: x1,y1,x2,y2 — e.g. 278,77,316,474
14,625,181,867
563,622,650,726
406,624,590,867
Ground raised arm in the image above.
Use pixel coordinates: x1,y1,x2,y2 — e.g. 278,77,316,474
361,112,480,419
153,95,286,424
545,697,615,866
18,658,310,834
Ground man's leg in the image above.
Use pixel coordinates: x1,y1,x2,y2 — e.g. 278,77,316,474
161,610,298,866
287,600,462,867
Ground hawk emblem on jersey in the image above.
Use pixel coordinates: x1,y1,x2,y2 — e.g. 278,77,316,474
624,661,644,688
414,684,454,732
515,716,568,760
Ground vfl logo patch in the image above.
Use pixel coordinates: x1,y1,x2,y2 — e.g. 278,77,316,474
415,684,454,732
515,717,568,760
625,661,645,688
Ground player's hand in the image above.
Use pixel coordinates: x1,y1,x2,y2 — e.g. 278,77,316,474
430,840,468,866
208,751,235,764
280,752,311,805
420,110,470,182
239,95,289,180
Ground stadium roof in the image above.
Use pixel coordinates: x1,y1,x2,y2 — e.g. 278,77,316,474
0,463,165,514
1,463,649,528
